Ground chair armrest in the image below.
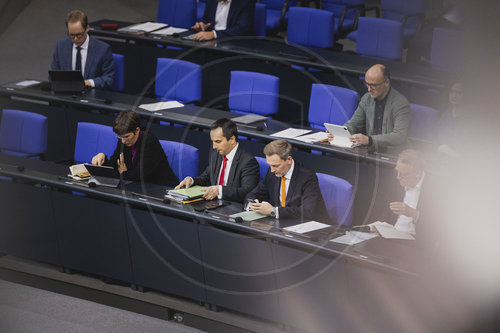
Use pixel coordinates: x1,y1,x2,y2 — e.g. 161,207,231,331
280,0,293,31
338,4,365,35
353,6,380,31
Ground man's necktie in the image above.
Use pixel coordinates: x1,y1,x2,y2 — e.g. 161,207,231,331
281,176,286,207
75,46,82,72
218,156,228,186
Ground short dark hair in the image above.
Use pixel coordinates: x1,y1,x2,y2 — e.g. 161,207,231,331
397,149,425,172
113,110,141,135
264,140,293,160
210,118,238,142
66,10,88,29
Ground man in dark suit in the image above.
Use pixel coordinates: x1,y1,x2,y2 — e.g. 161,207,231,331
176,118,259,203
51,10,114,89
192,0,254,41
246,140,330,222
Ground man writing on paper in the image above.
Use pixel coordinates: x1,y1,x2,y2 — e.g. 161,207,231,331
330,64,411,150
51,10,114,89
245,140,330,222
176,118,259,202
191,0,254,41
91,110,178,186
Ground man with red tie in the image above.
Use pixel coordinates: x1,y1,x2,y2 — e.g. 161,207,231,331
246,140,330,223
175,118,259,203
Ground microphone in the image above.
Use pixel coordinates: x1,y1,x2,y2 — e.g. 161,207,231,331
88,181,97,188
234,217,243,223
172,33,180,38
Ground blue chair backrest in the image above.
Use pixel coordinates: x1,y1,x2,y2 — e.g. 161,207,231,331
157,0,197,29
308,84,358,129
316,172,353,226
261,0,294,10
196,0,206,21
229,71,279,117
0,109,48,158
255,156,268,181
321,0,364,20
356,17,403,60
410,103,439,140
430,27,461,71
287,7,335,48
111,53,125,91
155,58,202,103
254,3,267,37
381,0,425,31
74,122,117,164
159,140,199,180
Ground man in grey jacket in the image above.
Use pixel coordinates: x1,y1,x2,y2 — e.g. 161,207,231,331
344,64,411,149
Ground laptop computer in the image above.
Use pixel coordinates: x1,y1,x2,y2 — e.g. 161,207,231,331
48,70,88,93
324,123,353,148
84,164,121,188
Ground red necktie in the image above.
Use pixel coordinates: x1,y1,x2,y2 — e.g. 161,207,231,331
218,156,228,185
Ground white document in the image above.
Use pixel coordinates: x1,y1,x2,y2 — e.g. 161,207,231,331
232,114,268,124
374,224,415,240
330,231,378,245
125,22,167,32
294,131,329,143
139,101,184,111
16,80,40,87
284,221,330,234
151,26,188,35
271,128,311,139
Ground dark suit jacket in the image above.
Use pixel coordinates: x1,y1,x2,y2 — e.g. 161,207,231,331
202,0,254,38
103,131,178,187
193,146,259,203
50,37,114,89
246,162,330,223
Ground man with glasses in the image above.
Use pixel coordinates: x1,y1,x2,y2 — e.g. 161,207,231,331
342,64,411,149
51,10,114,89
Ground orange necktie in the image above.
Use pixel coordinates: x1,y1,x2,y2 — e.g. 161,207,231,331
281,176,286,207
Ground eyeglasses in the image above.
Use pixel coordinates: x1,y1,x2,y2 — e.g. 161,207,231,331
363,80,387,90
117,133,134,141
69,32,85,39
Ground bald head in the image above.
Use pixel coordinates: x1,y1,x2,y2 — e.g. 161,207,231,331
365,64,391,100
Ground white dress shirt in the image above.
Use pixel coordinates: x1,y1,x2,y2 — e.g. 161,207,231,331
213,0,232,38
72,35,94,87
217,143,238,199
394,172,425,234
276,160,295,219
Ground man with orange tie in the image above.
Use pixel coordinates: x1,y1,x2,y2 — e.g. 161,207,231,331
246,140,330,222
175,118,259,203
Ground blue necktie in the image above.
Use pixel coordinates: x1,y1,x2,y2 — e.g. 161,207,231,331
75,46,82,72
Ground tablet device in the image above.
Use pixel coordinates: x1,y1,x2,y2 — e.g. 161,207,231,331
323,123,352,148
84,164,121,187
48,70,87,93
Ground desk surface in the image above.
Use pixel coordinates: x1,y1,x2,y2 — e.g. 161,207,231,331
89,19,447,90
0,81,400,165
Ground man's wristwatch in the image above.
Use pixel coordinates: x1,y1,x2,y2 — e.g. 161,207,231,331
270,207,277,217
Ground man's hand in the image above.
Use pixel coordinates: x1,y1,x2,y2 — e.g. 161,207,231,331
193,31,215,41
175,177,193,189
350,133,369,146
202,185,219,200
117,153,127,173
91,153,105,166
192,22,211,31
249,201,273,216
390,202,418,219
84,80,92,87
327,131,334,142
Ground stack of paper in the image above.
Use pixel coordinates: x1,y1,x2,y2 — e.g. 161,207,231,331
331,231,378,245
150,27,188,36
270,128,311,139
294,131,329,143
119,22,167,33
229,211,266,221
283,221,330,234
167,186,205,201
139,101,184,112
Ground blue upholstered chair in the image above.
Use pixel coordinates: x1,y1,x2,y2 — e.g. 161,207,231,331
157,0,197,29
410,104,439,141
229,71,279,117
430,27,461,71
317,172,353,226
254,3,267,37
196,0,205,21
308,84,358,129
356,17,403,60
74,122,117,164
0,109,48,159
155,58,202,104
321,0,365,37
111,53,125,92
255,156,268,181
261,0,296,32
287,7,335,48
159,140,199,181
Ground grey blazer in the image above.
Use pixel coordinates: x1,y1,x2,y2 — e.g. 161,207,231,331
345,88,411,148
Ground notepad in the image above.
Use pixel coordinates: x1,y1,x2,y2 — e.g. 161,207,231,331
139,101,184,111
167,186,206,200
